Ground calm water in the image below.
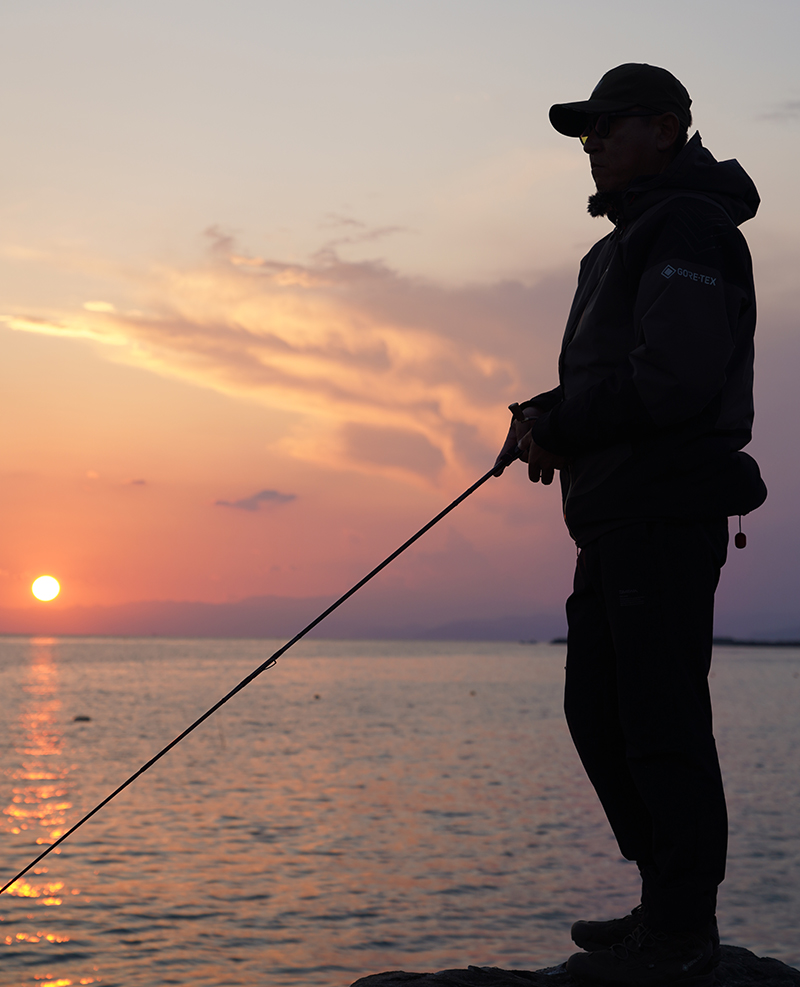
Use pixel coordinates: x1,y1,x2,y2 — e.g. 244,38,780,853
0,637,798,987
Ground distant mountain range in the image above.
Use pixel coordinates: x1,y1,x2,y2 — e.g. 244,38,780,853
2,595,798,644
0,594,568,641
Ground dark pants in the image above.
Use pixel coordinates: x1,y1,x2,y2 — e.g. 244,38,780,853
564,518,729,934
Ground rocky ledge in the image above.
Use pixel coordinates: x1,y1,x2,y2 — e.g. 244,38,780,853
351,945,800,987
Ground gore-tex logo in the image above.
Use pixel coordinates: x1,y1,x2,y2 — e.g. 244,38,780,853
661,264,717,285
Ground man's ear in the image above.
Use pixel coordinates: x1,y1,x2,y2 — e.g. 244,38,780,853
656,112,681,152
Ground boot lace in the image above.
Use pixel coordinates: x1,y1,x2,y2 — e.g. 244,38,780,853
610,924,666,960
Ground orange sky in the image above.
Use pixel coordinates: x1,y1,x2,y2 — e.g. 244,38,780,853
1,1,799,638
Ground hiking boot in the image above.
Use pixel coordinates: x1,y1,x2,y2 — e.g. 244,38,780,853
566,924,715,987
572,908,720,968
571,904,648,951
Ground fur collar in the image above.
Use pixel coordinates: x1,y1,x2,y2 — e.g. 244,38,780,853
587,191,622,220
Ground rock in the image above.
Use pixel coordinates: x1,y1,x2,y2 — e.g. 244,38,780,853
350,962,570,986
350,945,800,987
716,947,800,986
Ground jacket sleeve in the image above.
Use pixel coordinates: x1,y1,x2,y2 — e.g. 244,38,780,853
531,207,751,455
523,386,563,412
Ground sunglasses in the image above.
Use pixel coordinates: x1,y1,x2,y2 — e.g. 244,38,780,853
580,111,655,145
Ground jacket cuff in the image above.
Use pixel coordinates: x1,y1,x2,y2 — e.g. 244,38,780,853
529,377,655,454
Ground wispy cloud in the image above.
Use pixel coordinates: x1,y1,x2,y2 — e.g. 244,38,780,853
0,234,569,484
319,214,410,250
759,99,800,120
215,489,297,512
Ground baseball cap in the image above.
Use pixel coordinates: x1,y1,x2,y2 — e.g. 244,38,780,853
549,63,692,137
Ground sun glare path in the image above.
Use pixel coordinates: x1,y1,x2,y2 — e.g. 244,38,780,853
32,576,60,602
2,640,83,976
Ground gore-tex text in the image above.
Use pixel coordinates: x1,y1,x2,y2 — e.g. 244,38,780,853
661,264,717,285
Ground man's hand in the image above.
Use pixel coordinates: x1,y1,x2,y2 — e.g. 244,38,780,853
495,403,569,481
493,422,522,475
517,430,569,485
494,405,542,476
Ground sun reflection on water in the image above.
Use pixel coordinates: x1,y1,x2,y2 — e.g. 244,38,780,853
34,979,97,987
1,639,93,983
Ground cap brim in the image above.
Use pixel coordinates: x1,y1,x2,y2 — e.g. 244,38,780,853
549,99,637,137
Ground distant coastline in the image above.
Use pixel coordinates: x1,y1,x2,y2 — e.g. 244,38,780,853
711,636,800,648
548,636,800,648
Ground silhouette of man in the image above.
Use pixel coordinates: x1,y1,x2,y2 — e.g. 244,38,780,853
496,63,766,987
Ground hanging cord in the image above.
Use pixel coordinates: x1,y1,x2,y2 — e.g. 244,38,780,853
1,450,519,896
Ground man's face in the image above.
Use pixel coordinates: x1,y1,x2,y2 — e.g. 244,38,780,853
582,114,670,193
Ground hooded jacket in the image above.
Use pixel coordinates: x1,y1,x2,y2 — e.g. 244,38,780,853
528,133,767,547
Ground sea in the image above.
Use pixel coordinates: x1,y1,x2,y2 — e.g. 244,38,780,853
0,636,798,987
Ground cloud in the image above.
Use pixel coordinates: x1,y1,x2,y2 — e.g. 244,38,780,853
0,235,571,485
759,100,800,120
341,422,445,478
215,489,296,512
318,214,410,249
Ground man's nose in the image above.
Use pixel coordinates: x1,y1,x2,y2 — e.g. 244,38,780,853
582,132,601,154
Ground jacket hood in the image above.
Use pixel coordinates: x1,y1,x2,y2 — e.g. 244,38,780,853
600,133,760,228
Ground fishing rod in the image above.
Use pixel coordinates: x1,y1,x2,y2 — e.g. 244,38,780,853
1,442,522,895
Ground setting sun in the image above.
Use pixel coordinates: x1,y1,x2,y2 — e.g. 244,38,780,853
31,576,60,602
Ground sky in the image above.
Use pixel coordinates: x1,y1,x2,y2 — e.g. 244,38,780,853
1,0,799,638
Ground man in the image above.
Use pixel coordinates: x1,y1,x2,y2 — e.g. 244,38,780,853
496,64,766,986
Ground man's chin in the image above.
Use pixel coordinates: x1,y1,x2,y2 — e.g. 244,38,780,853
592,175,618,194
